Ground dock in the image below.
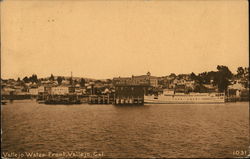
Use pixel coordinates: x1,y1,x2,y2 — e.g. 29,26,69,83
88,94,114,104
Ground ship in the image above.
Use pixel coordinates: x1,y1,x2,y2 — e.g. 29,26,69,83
144,89,225,104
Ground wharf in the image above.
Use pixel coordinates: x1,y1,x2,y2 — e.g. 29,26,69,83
88,95,114,104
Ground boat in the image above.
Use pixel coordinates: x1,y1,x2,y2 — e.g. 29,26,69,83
44,99,82,105
1,97,8,105
144,89,225,104
1,101,7,105
43,94,82,105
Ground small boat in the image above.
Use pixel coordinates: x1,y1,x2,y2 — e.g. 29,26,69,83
1,101,7,105
38,100,45,104
44,99,82,105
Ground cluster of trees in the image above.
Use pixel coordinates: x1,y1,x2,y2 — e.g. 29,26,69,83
190,66,249,92
236,67,249,78
163,65,249,93
19,74,86,87
22,74,38,83
48,74,86,87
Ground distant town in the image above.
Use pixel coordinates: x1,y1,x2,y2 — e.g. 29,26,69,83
1,65,249,103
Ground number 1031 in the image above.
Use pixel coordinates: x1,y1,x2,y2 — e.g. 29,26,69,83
233,150,248,156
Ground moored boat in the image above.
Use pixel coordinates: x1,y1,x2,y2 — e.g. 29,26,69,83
43,94,82,105
144,89,225,104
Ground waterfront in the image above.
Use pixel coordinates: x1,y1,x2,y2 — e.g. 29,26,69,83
1,100,249,158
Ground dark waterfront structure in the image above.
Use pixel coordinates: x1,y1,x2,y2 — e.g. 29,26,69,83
113,77,149,105
114,85,145,105
113,76,150,105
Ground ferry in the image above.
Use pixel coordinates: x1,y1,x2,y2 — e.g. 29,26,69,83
144,89,225,104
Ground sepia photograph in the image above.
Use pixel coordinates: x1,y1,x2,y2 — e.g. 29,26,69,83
1,0,249,158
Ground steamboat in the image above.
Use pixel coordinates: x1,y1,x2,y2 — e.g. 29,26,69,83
144,89,225,104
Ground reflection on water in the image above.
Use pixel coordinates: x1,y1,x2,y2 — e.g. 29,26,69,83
2,100,249,158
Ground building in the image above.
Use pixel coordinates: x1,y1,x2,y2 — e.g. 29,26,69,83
113,72,157,88
114,85,145,105
38,86,45,93
2,87,15,95
113,77,132,85
51,86,69,95
115,85,145,99
228,80,246,97
149,77,158,87
29,88,38,95
132,72,158,87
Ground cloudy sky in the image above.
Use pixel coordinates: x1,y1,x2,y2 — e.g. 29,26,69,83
1,0,248,79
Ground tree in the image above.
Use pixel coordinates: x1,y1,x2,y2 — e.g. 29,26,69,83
237,67,244,78
17,77,21,82
106,79,112,84
96,80,102,83
243,67,249,78
217,65,233,78
169,73,176,79
57,76,63,85
80,78,85,87
74,79,78,84
29,74,38,83
190,72,197,81
214,65,233,92
23,76,29,83
198,72,211,84
49,74,54,81
193,84,208,93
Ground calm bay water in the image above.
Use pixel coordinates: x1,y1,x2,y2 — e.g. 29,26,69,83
2,100,249,158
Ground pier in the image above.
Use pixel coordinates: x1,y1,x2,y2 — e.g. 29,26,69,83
88,94,114,104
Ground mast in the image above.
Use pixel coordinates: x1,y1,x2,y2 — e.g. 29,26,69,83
71,71,73,86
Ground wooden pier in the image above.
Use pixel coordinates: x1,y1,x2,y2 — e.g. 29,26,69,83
88,94,114,104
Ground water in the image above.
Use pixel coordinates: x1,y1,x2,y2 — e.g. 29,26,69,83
2,100,249,158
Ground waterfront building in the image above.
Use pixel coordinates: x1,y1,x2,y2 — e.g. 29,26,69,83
29,88,39,95
228,80,246,97
13,86,23,95
2,87,15,95
114,84,146,105
51,86,69,95
38,86,45,93
113,76,150,105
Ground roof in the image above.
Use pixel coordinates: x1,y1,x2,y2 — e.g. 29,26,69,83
133,75,158,79
113,77,131,80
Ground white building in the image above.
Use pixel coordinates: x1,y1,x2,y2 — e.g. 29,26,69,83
228,81,246,97
228,81,245,90
2,87,15,95
149,77,158,87
29,88,38,95
38,86,45,93
51,86,69,95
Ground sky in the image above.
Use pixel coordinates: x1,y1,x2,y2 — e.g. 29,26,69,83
1,0,248,79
